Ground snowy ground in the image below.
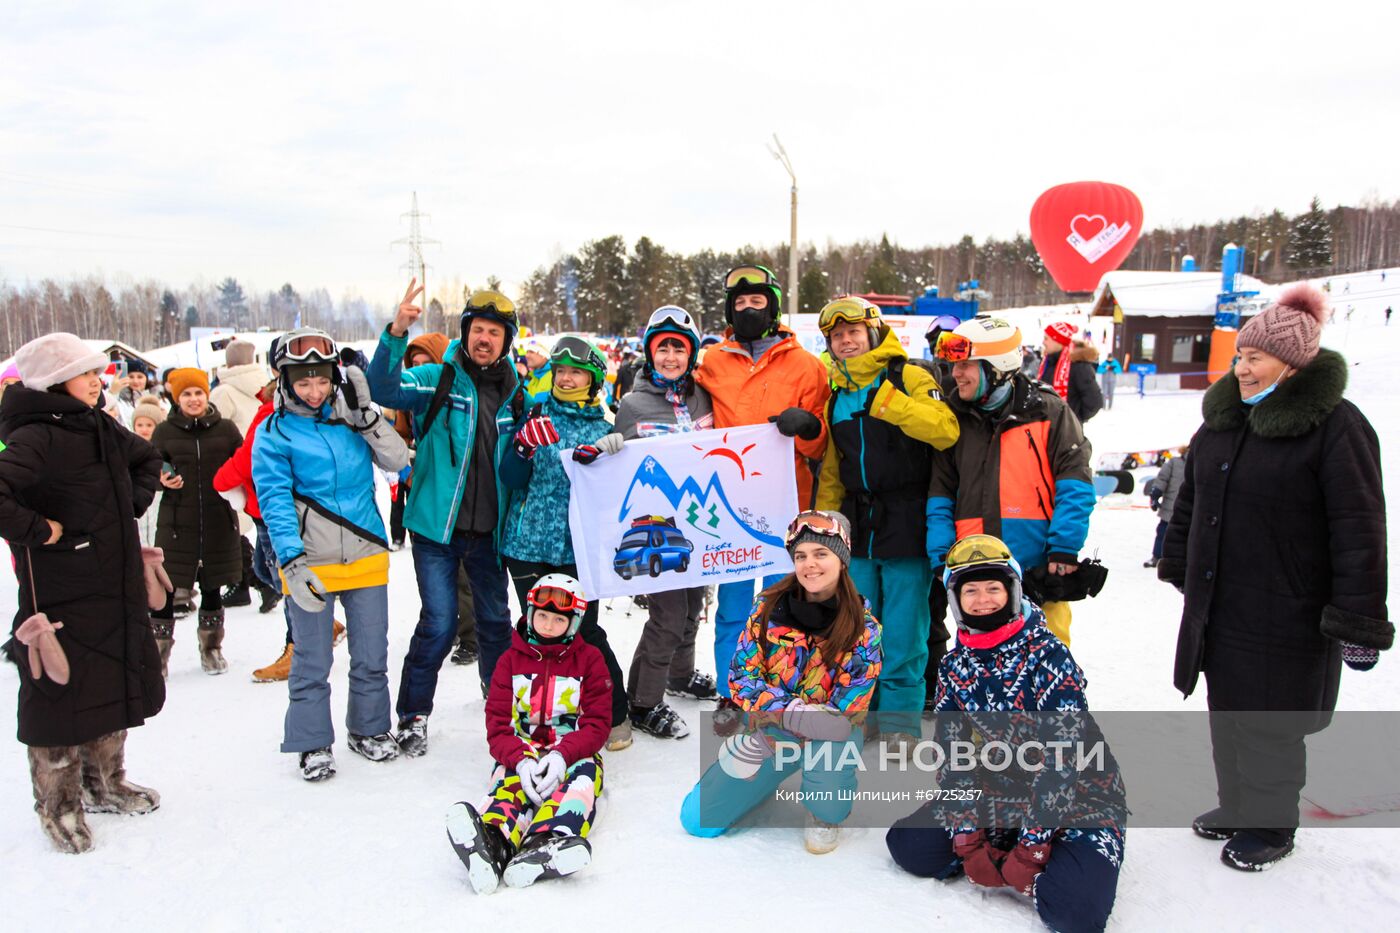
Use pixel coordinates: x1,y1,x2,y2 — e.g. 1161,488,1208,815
3,314,1397,931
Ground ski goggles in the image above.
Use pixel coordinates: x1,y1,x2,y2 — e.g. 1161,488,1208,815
527,585,587,615
933,331,976,361
647,305,697,332
551,336,605,372
725,265,779,290
785,510,851,549
464,290,517,321
946,534,1014,570
282,332,337,363
818,297,881,334
924,314,961,337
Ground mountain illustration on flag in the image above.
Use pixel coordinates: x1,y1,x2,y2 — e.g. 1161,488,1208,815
619,455,785,547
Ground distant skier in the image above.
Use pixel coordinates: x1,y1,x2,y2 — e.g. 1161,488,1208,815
1097,354,1123,410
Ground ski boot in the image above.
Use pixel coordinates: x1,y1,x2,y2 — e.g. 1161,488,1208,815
347,732,401,762
630,701,690,739
503,832,592,889
666,670,718,701
446,801,513,895
299,747,336,782
396,715,429,758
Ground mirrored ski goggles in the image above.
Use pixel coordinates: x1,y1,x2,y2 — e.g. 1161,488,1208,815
818,297,881,333
648,305,697,331
465,290,517,320
527,585,587,614
946,533,1014,570
283,333,337,362
785,510,851,549
925,314,961,337
933,331,975,361
725,265,778,290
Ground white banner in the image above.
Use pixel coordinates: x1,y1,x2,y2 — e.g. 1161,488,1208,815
561,424,798,599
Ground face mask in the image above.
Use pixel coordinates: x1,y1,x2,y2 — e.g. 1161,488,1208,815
552,382,592,404
1241,372,1287,407
732,307,773,341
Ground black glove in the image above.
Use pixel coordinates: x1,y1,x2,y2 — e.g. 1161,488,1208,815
1156,557,1187,593
768,407,822,441
1023,558,1108,603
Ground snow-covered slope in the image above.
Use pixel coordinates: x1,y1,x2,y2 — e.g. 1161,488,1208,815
1,309,1396,931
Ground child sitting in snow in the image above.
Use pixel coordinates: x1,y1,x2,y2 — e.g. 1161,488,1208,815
446,574,611,893
885,534,1124,933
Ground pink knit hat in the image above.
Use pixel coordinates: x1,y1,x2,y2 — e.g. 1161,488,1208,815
1236,284,1329,369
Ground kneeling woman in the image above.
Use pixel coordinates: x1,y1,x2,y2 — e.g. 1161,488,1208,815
252,329,409,781
679,511,881,855
886,535,1124,933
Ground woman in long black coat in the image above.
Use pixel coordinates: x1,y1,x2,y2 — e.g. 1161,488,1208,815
1159,284,1391,871
0,332,166,853
149,367,243,675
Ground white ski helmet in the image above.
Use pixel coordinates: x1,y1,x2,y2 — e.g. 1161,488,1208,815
525,573,589,640
949,317,1023,374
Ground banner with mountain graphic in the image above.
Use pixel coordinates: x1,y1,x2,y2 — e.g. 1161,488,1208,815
560,424,798,598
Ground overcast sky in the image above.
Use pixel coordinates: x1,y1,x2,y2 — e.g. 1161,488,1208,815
3,0,1397,307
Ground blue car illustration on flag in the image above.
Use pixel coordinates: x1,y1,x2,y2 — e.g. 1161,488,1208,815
613,515,694,580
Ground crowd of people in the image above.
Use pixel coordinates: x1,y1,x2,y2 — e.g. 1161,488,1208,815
0,268,1390,930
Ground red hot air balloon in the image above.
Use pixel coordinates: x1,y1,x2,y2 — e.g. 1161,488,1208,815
1030,181,1144,293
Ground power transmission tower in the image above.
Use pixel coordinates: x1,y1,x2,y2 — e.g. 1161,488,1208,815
391,191,441,332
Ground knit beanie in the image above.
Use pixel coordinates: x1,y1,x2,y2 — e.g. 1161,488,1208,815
132,395,166,427
224,339,256,367
1236,283,1329,369
167,367,211,399
14,332,109,391
283,362,336,384
1044,321,1076,347
786,511,852,567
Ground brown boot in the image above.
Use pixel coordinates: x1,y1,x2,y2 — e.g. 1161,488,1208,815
151,619,174,679
79,730,160,815
252,642,294,683
197,610,228,675
28,744,93,853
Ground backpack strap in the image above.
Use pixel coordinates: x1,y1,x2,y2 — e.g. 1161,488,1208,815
419,363,457,436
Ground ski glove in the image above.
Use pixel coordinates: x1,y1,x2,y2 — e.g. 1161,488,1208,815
717,732,773,781
533,751,567,801
572,432,624,464
999,841,1051,896
514,404,560,459
768,407,822,441
1343,642,1379,671
953,831,1008,888
282,555,328,613
515,756,544,806
335,365,382,431
782,701,853,742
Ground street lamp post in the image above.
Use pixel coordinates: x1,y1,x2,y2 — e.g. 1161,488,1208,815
769,134,798,326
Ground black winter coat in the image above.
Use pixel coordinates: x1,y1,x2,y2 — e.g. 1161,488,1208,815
1039,345,1104,423
150,404,243,590
1160,349,1391,710
0,386,166,746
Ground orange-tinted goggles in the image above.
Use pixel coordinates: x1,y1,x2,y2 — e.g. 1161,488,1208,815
527,585,586,614
725,265,777,290
284,333,336,362
933,331,975,362
784,510,851,549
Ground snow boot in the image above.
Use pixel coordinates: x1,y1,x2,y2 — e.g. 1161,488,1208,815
804,813,841,855
451,641,479,665
1192,807,1240,841
197,610,228,675
252,643,294,683
79,730,160,815
332,619,347,646
1221,829,1295,871
256,582,282,615
1143,557,1159,568
28,744,93,854
395,715,429,758
222,583,252,608
172,587,195,617
347,732,401,762
503,832,592,889
299,747,336,782
666,670,718,701
446,801,513,895
606,720,633,751
151,619,175,680
630,701,690,739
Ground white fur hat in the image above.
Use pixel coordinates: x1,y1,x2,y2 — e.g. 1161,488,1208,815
14,332,109,391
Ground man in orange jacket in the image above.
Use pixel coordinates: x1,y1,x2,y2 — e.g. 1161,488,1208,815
695,264,830,709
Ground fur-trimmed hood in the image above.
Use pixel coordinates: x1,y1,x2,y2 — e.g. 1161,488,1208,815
1069,340,1099,366
1202,347,1347,438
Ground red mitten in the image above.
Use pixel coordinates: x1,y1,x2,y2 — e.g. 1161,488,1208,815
1000,842,1051,896
514,404,560,459
953,831,1007,888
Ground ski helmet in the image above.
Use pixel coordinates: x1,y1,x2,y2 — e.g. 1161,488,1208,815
525,573,589,641
818,296,884,352
643,305,700,377
723,264,782,333
549,335,608,397
460,289,519,360
943,534,1024,631
274,327,341,397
